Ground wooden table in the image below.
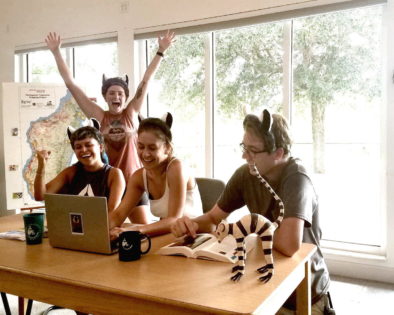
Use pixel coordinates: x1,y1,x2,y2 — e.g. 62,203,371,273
0,214,316,315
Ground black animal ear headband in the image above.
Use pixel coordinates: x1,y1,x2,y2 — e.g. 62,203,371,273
102,74,129,86
138,112,173,129
259,109,276,151
260,109,273,134
67,118,101,140
102,74,130,98
161,112,173,129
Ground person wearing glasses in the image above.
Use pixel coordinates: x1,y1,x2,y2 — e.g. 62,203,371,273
171,110,331,314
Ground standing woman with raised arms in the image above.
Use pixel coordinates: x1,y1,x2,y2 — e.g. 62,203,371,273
45,30,175,223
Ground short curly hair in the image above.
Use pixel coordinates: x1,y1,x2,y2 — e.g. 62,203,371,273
69,126,104,150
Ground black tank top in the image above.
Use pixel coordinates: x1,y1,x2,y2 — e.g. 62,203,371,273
60,162,112,199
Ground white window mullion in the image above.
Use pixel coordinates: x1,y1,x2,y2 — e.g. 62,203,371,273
15,54,27,83
282,20,293,123
204,32,214,178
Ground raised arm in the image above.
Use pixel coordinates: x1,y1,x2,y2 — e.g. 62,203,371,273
45,32,104,121
33,150,49,200
125,30,176,116
106,167,126,213
33,150,73,200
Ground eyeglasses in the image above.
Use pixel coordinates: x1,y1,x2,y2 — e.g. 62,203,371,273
239,143,267,155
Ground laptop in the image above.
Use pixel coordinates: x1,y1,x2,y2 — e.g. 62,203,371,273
44,193,118,254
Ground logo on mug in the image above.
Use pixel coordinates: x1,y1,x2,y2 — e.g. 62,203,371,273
27,224,41,240
121,239,133,251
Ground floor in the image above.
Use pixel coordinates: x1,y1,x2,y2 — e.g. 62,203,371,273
2,275,394,314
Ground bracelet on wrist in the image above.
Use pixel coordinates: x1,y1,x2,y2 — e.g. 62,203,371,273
156,51,164,58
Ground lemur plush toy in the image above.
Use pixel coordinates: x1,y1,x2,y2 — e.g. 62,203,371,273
214,110,285,283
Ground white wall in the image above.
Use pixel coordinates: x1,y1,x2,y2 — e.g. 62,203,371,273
1,0,393,283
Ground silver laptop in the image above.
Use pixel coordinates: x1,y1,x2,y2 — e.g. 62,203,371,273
45,193,117,254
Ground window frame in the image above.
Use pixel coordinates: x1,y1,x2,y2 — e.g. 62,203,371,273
134,5,388,259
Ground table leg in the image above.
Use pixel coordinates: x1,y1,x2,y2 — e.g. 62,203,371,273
296,259,311,315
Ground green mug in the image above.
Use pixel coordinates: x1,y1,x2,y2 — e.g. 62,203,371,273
23,213,44,245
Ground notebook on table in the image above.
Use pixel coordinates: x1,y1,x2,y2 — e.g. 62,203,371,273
44,193,117,254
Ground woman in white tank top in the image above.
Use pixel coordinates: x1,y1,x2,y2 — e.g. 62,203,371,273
109,113,203,237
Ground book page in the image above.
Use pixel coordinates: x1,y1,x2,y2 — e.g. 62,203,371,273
170,234,214,250
0,230,26,241
195,234,258,263
195,236,237,263
156,233,216,257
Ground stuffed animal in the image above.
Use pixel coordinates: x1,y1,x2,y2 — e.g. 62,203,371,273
214,164,284,283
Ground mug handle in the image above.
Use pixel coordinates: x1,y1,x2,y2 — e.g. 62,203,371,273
141,234,151,255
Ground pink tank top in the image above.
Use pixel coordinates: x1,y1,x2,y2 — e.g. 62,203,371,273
100,111,142,181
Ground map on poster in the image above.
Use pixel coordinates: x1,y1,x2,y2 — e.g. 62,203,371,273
2,83,86,209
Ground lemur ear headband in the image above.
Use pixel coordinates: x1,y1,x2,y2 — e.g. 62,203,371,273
160,112,173,129
260,109,273,134
138,112,173,129
101,74,129,98
102,74,129,86
67,118,101,140
258,109,275,151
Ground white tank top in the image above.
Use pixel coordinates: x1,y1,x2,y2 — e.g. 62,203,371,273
142,158,203,219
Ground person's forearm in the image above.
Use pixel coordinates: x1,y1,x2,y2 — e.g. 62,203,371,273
143,52,164,82
109,211,123,229
139,217,178,236
127,52,163,110
50,48,103,119
193,213,217,233
33,165,46,201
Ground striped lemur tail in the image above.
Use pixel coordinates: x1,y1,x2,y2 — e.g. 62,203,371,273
251,164,284,229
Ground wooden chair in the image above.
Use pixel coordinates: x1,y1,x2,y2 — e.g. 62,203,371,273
195,177,226,213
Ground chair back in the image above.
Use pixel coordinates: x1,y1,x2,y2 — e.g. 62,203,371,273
196,177,226,213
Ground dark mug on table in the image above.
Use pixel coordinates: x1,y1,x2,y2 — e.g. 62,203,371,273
23,213,45,245
119,231,151,261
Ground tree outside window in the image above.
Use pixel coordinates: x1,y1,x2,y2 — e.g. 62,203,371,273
141,5,383,248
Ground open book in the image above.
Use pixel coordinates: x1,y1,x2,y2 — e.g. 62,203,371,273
0,227,48,241
157,233,257,263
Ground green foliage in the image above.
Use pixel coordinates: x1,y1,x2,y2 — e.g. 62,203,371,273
215,23,284,118
148,6,381,125
31,65,58,82
293,7,382,109
148,34,205,119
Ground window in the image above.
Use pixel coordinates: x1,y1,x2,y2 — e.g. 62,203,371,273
74,42,118,107
15,41,118,108
137,4,385,254
291,7,383,250
214,23,285,182
143,34,206,176
28,50,66,84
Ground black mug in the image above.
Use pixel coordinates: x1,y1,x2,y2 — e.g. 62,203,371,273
23,213,45,245
119,231,151,261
